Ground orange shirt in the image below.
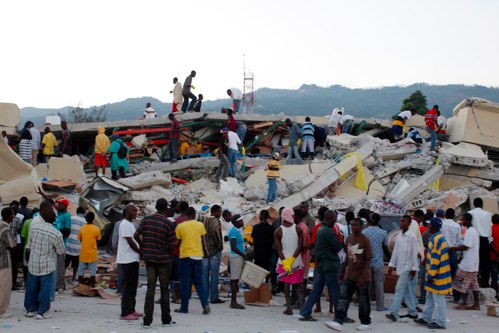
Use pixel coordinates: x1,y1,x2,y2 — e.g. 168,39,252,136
77,224,101,263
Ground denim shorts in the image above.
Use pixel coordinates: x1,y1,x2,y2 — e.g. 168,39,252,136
77,261,98,276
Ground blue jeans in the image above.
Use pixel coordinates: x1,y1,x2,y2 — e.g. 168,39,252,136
227,148,238,177
25,271,53,315
169,138,179,161
50,271,56,301
181,92,197,112
422,291,446,327
236,126,247,142
333,280,371,325
267,178,277,203
202,252,222,302
300,271,340,317
425,126,437,151
233,99,241,113
389,271,417,317
286,145,303,164
178,258,208,312
419,262,426,302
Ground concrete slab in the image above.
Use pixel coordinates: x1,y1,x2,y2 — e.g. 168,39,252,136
335,167,386,200
0,102,20,135
386,165,444,203
117,171,172,190
441,142,489,167
47,156,87,182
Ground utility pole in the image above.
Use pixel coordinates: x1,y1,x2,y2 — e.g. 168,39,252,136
242,54,254,114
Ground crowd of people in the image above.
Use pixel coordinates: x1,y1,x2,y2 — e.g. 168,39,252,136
1,194,498,331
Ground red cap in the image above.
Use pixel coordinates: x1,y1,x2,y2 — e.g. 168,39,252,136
56,198,69,207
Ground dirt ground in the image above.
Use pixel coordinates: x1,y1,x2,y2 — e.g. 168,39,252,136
2,287,498,333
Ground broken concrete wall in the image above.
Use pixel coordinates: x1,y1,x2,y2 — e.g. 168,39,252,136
0,139,40,204
441,142,490,168
447,98,499,149
386,165,444,204
47,156,87,183
0,102,20,135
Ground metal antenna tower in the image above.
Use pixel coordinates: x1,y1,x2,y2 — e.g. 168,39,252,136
242,54,254,114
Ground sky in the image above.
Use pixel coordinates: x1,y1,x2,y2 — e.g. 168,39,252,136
1,0,498,109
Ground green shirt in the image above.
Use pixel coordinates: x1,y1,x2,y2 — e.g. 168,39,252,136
315,224,343,274
21,218,33,257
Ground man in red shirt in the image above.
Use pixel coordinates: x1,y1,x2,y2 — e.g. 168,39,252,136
168,113,180,163
490,214,499,300
424,105,439,151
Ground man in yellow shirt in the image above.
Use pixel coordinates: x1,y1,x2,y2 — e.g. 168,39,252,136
77,212,101,287
94,127,110,177
175,207,210,315
41,127,57,162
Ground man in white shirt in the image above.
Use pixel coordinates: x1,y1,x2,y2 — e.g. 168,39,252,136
386,215,420,322
468,198,493,288
328,108,343,136
143,103,157,119
170,77,183,113
117,204,142,320
448,213,480,310
224,129,242,178
29,125,41,166
392,109,416,141
436,111,448,142
227,88,243,113
439,209,460,278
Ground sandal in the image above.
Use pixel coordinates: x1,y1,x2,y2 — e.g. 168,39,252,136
230,304,245,310
299,316,317,321
283,308,293,315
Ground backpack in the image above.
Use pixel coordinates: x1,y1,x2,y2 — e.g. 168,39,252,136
117,142,127,159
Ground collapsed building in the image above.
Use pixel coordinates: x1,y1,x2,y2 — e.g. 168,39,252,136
0,98,498,231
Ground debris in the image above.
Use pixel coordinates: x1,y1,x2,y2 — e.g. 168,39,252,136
47,155,87,182
117,170,172,190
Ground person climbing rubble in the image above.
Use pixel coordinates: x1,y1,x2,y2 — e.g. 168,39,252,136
391,109,416,142
108,134,129,180
265,151,282,204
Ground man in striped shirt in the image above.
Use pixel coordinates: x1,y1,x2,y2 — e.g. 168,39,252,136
414,217,452,329
134,199,177,327
300,117,315,159
65,207,86,282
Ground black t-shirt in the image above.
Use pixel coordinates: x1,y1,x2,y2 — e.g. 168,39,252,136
251,221,274,263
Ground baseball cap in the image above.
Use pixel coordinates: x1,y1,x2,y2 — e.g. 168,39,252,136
429,217,442,229
56,198,69,207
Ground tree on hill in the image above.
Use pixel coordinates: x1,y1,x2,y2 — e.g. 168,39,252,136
400,90,428,115
58,105,107,123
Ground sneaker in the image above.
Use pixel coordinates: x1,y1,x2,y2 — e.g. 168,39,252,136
140,323,150,329
376,306,388,311
120,314,139,320
36,312,52,320
202,306,211,315
413,318,428,325
399,313,418,319
0,312,12,318
344,317,355,324
325,320,343,331
385,313,397,322
210,299,226,304
426,322,445,329
25,311,36,318
356,324,372,331
162,321,177,327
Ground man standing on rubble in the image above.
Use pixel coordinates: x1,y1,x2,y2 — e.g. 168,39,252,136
424,105,439,151
29,122,41,165
108,134,129,180
117,204,142,320
181,70,197,112
285,119,303,165
212,129,229,183
468,197,493,288
200,205,225,305
328,107,343,136
227,88,243,114
170,77,183,113
392,109,416,142
60,121,73,156
94,127,110,178
168,113,180,163
134,199,177,327
300,117,315,159
226,128,242,178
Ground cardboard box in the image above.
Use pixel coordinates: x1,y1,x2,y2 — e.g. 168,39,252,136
73,283,98,297
244,284,272,306
486,303,499,317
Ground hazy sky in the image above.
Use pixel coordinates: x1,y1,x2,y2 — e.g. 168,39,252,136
1,0,498,108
